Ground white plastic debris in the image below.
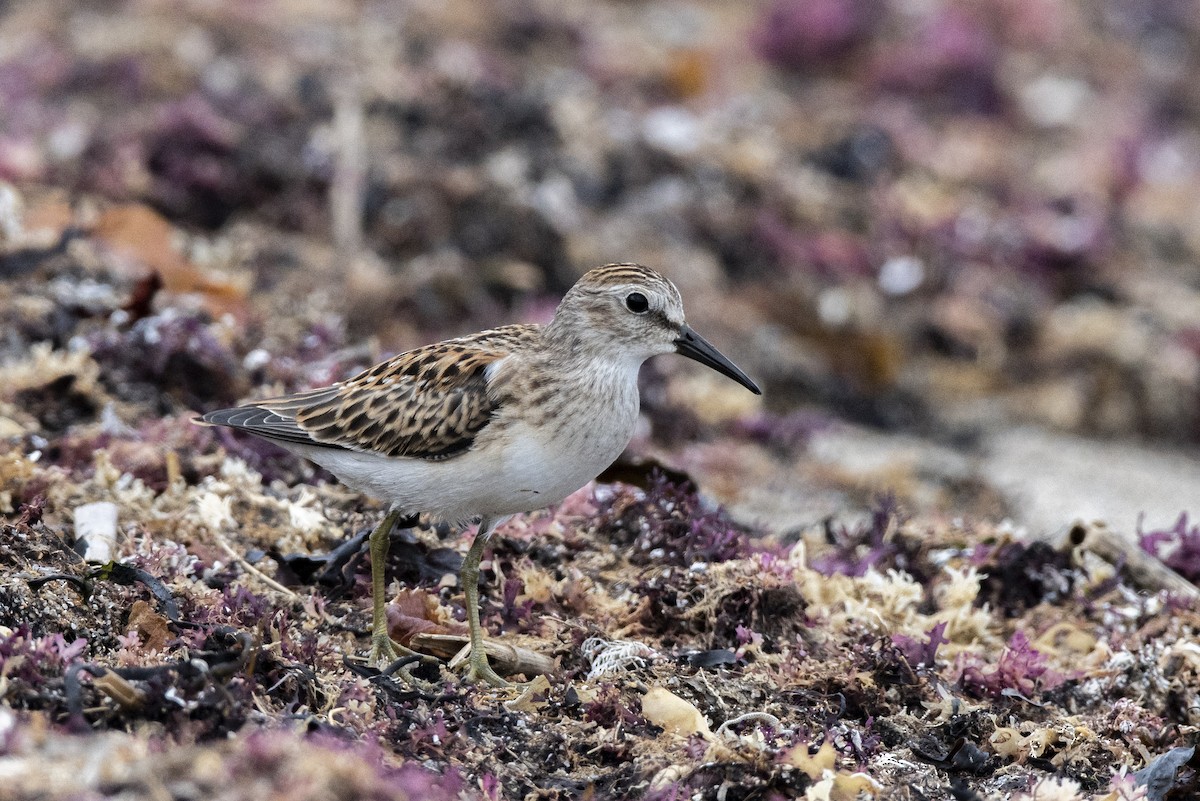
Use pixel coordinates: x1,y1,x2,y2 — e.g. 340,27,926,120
74,502,118,562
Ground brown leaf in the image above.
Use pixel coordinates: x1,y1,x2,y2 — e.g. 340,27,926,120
385,588,460,645
127,599,171,652
91,204,248,316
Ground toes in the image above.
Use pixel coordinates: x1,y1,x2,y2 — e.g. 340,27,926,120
462,660,513,688
369,647,399,667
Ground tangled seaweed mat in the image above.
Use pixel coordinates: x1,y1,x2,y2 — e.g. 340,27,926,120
1,438,1199,800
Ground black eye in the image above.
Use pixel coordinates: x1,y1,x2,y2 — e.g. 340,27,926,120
625,292,649,313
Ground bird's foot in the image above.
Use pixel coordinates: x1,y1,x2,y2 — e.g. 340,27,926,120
369,633,437,687
458,644,514,688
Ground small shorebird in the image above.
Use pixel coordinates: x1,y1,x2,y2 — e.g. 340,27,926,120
200,264,760,687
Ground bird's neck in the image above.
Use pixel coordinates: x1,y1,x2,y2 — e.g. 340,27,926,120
543,314,625,360
536,322,644,389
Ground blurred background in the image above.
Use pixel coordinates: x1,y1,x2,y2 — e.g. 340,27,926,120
3,0,1200,540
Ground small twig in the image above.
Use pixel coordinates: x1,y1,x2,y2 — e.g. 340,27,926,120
330,66,365,258
214,533,300,600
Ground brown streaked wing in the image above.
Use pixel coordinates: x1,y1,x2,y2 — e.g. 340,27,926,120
208,324,539,460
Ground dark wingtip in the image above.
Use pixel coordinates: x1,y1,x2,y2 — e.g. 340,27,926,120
196,408,237,427
191,404,341,450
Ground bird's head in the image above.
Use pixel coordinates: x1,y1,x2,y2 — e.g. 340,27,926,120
551,263,761,394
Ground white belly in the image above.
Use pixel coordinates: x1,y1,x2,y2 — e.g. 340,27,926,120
484,409,637,513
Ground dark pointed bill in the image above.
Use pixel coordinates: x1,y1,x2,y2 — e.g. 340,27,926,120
674,325,762,395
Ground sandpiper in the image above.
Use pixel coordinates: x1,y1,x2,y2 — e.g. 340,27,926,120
200,263,761,687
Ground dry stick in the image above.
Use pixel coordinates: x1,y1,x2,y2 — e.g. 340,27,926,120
410,632,556,678
213,531,300,600
329,66,365,259
1072,522,1199,599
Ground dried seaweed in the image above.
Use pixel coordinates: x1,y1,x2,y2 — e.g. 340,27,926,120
3,0,1200,797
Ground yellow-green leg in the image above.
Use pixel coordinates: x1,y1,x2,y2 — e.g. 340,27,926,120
459,517,512,687
367,510,433,681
